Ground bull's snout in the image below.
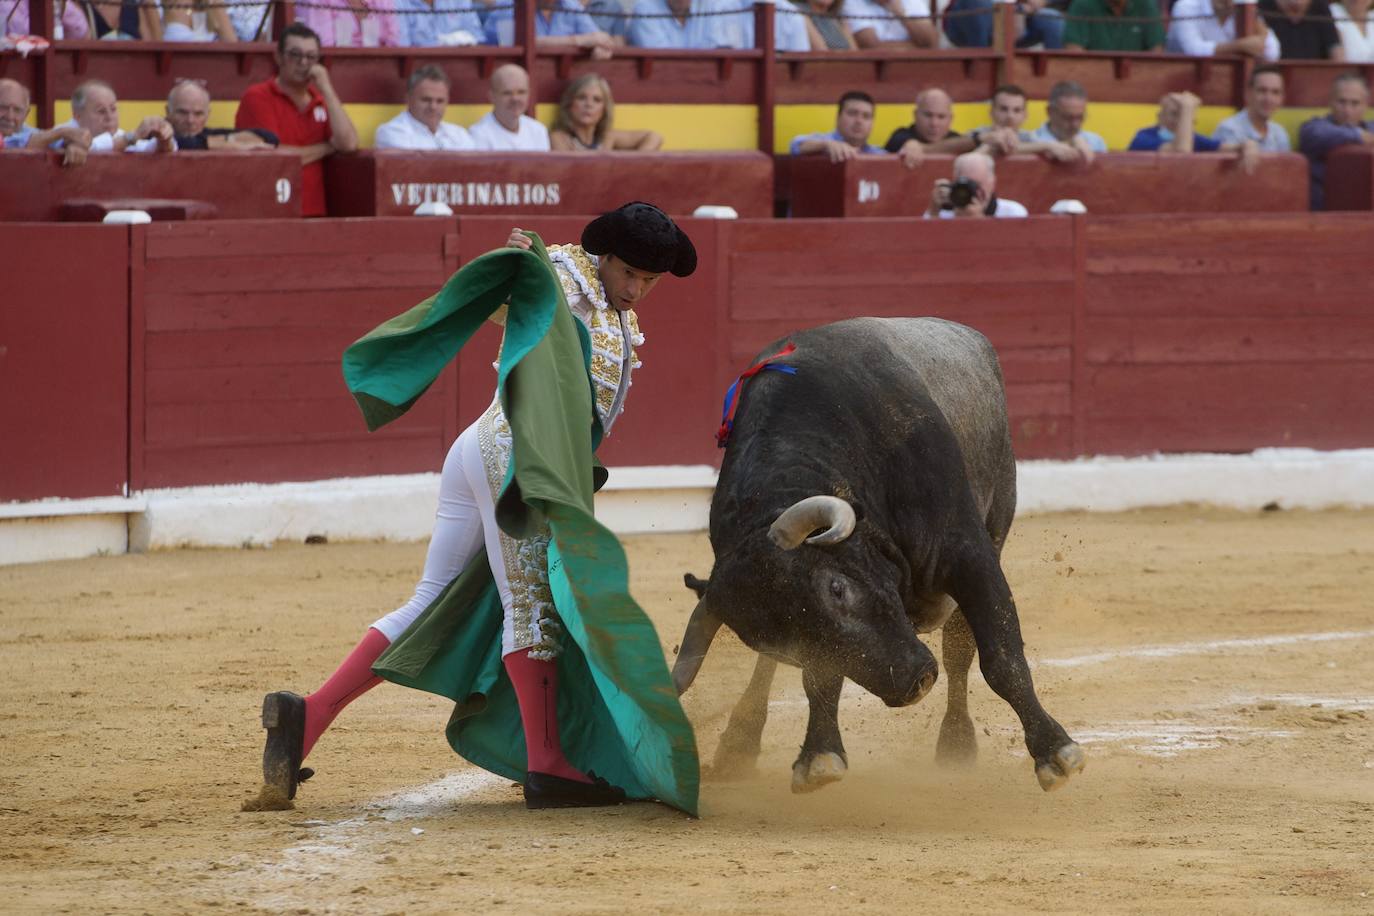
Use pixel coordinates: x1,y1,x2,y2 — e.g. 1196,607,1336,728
890,666,938,708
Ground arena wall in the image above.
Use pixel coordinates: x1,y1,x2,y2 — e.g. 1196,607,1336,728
5,213,1374,561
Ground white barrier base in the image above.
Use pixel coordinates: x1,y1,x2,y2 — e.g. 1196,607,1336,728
3,449,1374,566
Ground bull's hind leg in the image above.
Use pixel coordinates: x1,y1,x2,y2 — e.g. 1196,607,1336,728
792,668,847,793
935,609,978,767
948,552,1086,792
710,654,778,779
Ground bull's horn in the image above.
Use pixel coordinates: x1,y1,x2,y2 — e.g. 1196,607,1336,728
671,597,722,696
768,495,857,550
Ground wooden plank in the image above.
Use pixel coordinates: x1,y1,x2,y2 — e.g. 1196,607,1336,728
143,219,452,260
144,329,369,370
141,436,446,489
144,397,446,446
1084,317,1374,365
143,254,446,294
142,288,446,333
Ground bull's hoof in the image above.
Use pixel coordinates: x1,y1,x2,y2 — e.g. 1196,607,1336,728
934,713,977,767
1034,742,1086,792
710,745,761,781
791,751,847,794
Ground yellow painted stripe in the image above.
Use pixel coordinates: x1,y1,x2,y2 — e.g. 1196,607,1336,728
48,99,1325,154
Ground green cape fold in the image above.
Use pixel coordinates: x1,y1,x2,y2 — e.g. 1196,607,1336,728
341,236,700,816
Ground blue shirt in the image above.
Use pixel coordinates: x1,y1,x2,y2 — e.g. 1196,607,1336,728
788,129,883,155
1128,125,1222,152
1213,110,1290,152
1025,121,1108,153
485,0,601,44
741,0,812,51
395,0,485,46
586,0,632,37
627,0,749,48
3,125,35,148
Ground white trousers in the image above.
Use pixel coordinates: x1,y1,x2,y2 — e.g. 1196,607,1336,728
371,404,560,658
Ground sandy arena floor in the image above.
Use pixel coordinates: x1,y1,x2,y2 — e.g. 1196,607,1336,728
2,508,1373,914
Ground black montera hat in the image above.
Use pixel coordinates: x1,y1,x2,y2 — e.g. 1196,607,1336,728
581,202,697,277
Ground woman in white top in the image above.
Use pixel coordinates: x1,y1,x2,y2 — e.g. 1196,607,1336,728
1332,0,1374,60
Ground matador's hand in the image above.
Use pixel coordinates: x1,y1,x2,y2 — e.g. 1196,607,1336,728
506,228,532,250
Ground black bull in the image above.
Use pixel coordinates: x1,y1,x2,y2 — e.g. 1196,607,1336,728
672,318,1085,793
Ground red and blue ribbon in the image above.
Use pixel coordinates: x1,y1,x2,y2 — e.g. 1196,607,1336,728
715,342,798,448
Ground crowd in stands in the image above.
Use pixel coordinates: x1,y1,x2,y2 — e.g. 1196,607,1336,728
4,0,1374,59
2,14,1373,214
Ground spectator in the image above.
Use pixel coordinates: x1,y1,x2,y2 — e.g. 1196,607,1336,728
789,90,883,161
1128,91,1261,171
1332,0,1374,60
375,66,475,150
945,0,1064,50
844,0,937,47
549,72,663,150
1062,0,1164,50
0,78,91,165
1214,65,1292,151
295,0,402,46
743,0,815,51
162,0,236,40
484,0,615,57
227,0,271,41
1,0,91,38
235,23,360,217
61,79,175,153
1167,0,1279,59
394,0,483,46
1024,80,1107,161
167,79,278,149
1259,0,1344,58
884,87,976,168
468,63,552,151
86,0,161,39
1299,72,1374,208
972,84,1086,161
626,0,751,48
804,0,859,49
924,151,1028,218
586,0,633,41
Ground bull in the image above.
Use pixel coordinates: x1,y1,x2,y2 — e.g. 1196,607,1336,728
673,317,1085,793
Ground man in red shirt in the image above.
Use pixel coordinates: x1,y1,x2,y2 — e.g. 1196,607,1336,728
235,23,358,217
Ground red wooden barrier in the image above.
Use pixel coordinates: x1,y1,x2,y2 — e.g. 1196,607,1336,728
323,152,774,219
0,150,304,221
1079,213,1374,455
1,225,129,501
785,152,1310,217
132,218,459,489
7,212,1374,502
1324,146,1374,212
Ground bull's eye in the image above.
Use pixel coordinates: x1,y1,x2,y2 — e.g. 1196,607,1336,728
829,579,845,600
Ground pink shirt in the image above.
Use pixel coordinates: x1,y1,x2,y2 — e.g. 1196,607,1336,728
3,0,91,37
294,1,401,46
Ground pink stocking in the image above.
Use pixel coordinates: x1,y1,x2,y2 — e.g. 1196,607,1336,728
302,627,389,761
503,647,589,783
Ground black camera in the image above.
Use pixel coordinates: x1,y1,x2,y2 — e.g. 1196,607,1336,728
947,177,981,209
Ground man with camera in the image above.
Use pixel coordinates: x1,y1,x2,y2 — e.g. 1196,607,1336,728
924,151,1028,218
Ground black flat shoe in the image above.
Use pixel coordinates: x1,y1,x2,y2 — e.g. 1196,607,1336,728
523,770,627,809
261,691,309,801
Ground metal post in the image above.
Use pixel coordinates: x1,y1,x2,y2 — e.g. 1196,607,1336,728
755,1,775,155
1235,0,1258,103
273,0,295,44
995,0,1016,86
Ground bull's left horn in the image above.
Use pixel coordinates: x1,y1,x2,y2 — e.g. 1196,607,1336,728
672,597,722,696
768,495,857,550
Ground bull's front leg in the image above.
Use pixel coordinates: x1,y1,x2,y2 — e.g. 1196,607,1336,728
935,608,978,766
792,668,847,794
947,553,1086,791
711,654,778,779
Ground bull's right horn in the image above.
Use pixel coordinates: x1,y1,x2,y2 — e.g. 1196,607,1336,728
671,597,722,696
768,495,857,550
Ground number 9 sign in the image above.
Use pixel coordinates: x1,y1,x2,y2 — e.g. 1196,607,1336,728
275,179,292,205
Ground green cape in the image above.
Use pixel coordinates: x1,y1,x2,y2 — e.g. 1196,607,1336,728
341,236,700,815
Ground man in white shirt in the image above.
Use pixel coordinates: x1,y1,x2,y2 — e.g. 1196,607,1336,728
60,79,176,154
374,65,475,151
925,151,1029,218
1213,65,1292,151
1167,0,1280,59
845,0,937,47
468,64,552,152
